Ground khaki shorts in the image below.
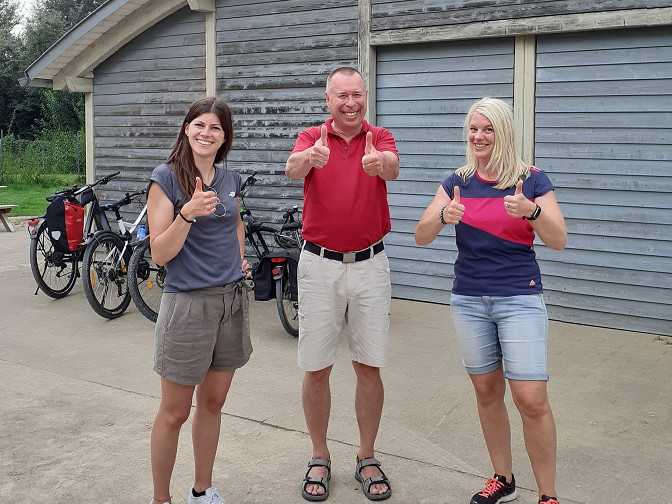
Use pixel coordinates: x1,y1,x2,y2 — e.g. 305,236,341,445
297,249,391,371
154,279,253,386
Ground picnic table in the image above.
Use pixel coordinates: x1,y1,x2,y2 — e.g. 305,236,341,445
0,186,18,232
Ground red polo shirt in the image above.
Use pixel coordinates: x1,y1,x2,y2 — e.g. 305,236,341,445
290,119,398,252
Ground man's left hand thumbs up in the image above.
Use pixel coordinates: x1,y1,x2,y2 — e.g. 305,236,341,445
362,131,382,176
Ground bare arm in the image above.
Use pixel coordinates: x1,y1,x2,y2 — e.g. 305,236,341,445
527,191,567,251
285,149,314,180
415,185,464,246
286,125,330,180
361,131,399,181
503,181,567,251
147,178,217,266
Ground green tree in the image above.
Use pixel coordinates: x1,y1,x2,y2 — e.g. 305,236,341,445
7,0,103,138
0,0,22,134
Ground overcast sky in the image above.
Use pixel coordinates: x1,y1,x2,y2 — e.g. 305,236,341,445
12,0,36,33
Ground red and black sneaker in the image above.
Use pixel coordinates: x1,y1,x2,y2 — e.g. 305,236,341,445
470,474,518,504
538,496,559,504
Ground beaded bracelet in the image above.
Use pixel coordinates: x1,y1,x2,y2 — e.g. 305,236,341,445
439,205,448,226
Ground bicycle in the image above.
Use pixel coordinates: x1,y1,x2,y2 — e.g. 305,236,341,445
240,172,302,337
125,171,302,328
28,171,120,298
127,235,165,323
81,190,147,319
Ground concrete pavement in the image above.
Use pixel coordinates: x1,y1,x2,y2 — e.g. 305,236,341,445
1,218,671,503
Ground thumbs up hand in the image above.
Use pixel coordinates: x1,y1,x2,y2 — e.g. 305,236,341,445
442,186,465,225
362,131,383,177
503,179,534,218
182,176,218,221
310,125,330,169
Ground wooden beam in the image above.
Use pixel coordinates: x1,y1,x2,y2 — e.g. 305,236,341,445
64,76,93,93
513,35,536,165
85,93,94,184
187,0,215,12
358,0,376,124
205,11,216,96
370,7,672,46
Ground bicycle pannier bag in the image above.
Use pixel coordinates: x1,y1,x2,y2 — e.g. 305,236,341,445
253,257,274,301
252,249,299,302
46,197,85,253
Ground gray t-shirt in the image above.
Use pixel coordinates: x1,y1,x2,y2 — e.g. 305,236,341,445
149,162,243,292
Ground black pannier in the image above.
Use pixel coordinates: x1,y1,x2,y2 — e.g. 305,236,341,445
252,248,299,301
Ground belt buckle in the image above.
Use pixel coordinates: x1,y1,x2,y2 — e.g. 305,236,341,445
342,252,356,263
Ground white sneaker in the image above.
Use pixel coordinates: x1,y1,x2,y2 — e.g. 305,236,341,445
149,500,170,504
187,487,225,504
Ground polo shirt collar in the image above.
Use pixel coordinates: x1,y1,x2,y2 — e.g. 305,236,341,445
325,118,371,138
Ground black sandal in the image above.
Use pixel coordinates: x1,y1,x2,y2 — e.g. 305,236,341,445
355,456,392,501
301,458,331,502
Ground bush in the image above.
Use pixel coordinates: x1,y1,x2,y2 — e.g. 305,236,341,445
0,129,84,185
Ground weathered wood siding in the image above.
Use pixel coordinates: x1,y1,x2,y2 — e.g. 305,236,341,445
92,7,206,207
370,0,672,31
535,27,672,336
216,0,358,224
376,39,515,303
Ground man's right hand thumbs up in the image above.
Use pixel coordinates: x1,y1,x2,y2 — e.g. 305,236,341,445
310,124,330,169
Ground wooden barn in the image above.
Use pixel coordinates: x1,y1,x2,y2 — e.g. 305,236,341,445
22,0,672,336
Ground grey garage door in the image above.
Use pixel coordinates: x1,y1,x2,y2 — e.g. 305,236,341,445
535,27,672,336
376,38,515,304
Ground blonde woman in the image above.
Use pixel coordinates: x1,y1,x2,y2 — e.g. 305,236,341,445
415,97,566,504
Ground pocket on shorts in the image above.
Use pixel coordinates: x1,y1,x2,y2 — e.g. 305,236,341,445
371,251,390,274
298,250,318,280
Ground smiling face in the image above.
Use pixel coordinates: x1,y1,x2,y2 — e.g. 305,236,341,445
184,112,225,162
325,71,367,137
468,112,495,170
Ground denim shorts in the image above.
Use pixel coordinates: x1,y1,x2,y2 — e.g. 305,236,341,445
154,279,253,386
450,293,549,381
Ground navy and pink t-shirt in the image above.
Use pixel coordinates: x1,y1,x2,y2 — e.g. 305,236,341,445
441,167,554,296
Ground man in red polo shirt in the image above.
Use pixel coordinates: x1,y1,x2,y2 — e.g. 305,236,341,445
286,67,399,502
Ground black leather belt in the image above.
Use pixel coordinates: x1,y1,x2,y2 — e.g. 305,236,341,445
303,240,384,263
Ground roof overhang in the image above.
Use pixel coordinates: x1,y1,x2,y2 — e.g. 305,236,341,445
21,0,214,91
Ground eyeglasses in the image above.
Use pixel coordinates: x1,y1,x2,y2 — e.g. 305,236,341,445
203,184,226,218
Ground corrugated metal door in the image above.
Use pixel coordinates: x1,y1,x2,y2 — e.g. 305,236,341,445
536,27,672,336
376,38,515,304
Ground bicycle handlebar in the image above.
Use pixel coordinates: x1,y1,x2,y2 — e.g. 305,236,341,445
45,171,121,202
240,171,258,193
103,189,146,212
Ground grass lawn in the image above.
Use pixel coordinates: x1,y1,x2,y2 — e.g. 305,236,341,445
0,176,84,216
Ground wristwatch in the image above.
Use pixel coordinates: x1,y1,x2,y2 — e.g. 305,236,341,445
524,204,541,221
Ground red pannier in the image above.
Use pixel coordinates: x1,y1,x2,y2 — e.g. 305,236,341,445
45,197,85,253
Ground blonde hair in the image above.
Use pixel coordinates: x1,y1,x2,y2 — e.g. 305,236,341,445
455,97,529,189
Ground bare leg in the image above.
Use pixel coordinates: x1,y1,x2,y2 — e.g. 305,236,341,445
352,361,388,496
192,369,236,492
302,366,332,497
509,380,557,499
470,367,513,483
151,378,195,503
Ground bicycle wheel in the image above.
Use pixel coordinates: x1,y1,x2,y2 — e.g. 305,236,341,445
128,238,165,323
276,267,299,337
29,221,78,298
82,231,131,319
